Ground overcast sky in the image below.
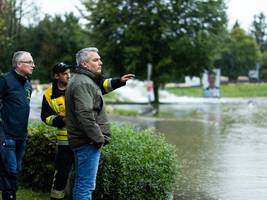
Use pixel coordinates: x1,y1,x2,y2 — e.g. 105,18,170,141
37,0,267,32
227,0,267,31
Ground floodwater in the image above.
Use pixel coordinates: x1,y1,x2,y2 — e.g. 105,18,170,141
30,94,267,200
110,98,267,200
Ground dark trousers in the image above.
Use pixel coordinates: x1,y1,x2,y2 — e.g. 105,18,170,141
0,139,26,191
50,145,74,199
0,139,26,200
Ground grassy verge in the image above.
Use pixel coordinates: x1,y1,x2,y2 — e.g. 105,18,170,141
166,83,267,97
110,108,139,116
15,187,49,200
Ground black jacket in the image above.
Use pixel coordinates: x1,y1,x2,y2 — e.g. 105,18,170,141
0,70,32,140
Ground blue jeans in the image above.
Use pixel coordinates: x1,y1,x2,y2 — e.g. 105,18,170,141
0,138,26,191
72,144,101,200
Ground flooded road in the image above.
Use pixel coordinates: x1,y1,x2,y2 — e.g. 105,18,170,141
111,98,267,200
30,94,267,200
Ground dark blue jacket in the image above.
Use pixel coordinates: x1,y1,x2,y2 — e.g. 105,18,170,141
0,69,32,140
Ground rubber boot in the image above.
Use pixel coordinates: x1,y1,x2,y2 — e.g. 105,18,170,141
2,191,16,200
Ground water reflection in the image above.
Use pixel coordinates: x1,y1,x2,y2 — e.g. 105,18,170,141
30,95,267,200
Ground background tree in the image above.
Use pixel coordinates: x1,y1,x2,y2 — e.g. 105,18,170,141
0,0,38,72
21,14,87,82
260,51,267,80
0,0,88,83
81,0,227,104
1,13,87,82
216,25,261,81
0,1,9,73
250,12,267,52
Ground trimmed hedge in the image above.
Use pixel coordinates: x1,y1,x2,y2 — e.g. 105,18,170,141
94,124,178,200
20,122,57,191
21,122,178,199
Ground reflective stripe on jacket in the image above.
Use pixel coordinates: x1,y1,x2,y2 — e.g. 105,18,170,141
43,85,68,144
41,77,125,146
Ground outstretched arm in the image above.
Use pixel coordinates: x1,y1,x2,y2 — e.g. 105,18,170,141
100,74,135,95
120,74,135,82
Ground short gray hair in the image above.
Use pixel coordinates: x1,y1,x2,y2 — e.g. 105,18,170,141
76,47,99,66
12,51,31,68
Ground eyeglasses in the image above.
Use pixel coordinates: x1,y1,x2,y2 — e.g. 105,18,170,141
19,61,35,65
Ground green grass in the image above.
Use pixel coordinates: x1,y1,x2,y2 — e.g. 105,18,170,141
0,187,49,200
166,86,203,97
167,83,267,97
103,92,119,102
221,83,267,97
112,108,139,116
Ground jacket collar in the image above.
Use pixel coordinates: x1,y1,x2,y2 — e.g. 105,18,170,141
75,67,101,84
12,69,29,84
51,80,65,98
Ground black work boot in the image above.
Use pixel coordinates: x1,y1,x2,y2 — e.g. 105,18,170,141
2,191,16,200
50,198,64,200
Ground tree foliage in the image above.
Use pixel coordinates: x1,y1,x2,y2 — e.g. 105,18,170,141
81,0,227,103
216,26,261,81
0,0,39,72
250,12,267,52
260,51,267,80
18,14,88,82
0,0,264,88
0,10,87,82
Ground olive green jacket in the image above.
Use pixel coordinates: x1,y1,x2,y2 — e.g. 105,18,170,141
65,67,110,147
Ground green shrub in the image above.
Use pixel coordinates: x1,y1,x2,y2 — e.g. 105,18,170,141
93,124,178,200
21,122,178,199
20,122,57,191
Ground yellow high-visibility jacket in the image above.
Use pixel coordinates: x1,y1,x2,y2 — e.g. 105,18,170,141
40,77,125,145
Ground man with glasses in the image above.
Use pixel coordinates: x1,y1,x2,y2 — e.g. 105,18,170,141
0,51,35,200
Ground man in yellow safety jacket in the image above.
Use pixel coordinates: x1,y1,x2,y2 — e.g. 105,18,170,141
41,62,134,200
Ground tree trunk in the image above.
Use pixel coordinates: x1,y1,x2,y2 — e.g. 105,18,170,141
151,80,159,115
